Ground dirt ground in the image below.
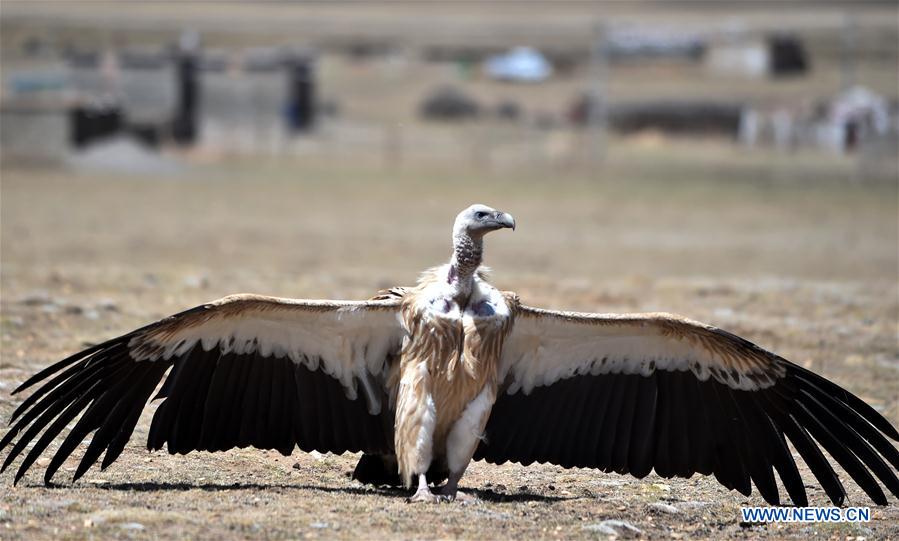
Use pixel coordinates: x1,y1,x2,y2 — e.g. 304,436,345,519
1,143,897,540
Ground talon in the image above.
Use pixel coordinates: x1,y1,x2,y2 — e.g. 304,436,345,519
433,482,478,504
407,488,442,504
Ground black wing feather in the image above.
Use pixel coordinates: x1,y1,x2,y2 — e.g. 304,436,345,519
665,371,693,478
479,360,899,506
597,374,629,472
611,375,640,475
651,372,674,478
2,301,399,485
627,374,658,478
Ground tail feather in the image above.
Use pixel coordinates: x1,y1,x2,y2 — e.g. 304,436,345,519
351,453,448,488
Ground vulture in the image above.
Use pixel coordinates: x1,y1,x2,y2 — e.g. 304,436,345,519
2,203,898,506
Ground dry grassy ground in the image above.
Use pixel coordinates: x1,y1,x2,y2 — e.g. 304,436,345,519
1,143,897,539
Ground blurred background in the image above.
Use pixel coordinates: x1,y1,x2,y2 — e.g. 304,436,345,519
2,0,896,347
1,3,898,537
2,2,897,172
1,1,897,306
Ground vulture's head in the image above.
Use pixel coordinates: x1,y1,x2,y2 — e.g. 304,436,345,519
454,204,515,239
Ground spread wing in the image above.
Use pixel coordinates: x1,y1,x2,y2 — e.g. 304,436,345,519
475,305,899,506
1,294,406,485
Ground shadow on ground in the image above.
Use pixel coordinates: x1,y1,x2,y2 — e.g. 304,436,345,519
43,480,566,503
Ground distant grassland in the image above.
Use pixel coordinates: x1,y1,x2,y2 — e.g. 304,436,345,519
3,138,896,288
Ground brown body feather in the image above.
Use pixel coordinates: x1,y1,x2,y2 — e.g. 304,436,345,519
393,268,515,486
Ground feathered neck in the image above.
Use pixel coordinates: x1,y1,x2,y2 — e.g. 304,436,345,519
448,230,483,301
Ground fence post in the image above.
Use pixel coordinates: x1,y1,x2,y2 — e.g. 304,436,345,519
172,30,200,146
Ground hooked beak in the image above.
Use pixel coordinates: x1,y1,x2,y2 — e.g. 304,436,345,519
495,211,515,231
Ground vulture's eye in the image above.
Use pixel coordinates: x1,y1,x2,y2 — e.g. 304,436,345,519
475,211,488,219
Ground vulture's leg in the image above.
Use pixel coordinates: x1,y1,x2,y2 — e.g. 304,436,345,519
436,387,495,502
434,471,467,501
434,467,480,503
407,473,442,503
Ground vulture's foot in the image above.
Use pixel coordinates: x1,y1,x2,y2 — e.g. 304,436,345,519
406,487,444,504
434,486,478,504
433,472,478,504
406,473,443,504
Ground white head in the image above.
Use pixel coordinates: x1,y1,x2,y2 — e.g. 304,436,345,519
452,204,515,239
